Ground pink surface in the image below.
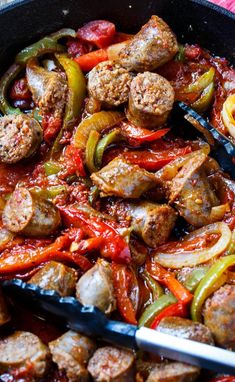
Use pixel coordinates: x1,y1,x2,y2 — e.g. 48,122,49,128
208,0,235,13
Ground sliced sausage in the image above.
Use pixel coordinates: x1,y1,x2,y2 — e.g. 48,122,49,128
0,331,50,377
88,61,133,107
0,288,10,326
91,157,157,198
126,72,174,128
88,346,135,382
203,284,235,349
2,187,61,237
49,330,96,382
146,362,200,382
29,261,77,296
128,201,177,248
26,58,67,121
157,317,214,345
0,114,42,164
118,15,178,72
76,259,116,314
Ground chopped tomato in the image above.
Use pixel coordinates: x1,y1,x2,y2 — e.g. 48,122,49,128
74,49,108,71
42,115,62,143
77,20,116,48
62,145,86,177
9,78,32,101
184,44,202,61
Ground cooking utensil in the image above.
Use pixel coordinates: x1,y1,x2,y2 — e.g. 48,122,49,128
2,278,235,374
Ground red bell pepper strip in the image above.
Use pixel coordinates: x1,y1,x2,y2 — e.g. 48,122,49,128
112,263,137,325
72,237,103,254
150,302,188,329
120,123,170,145
76,20,116,48
74,49,108,72
209,378,235,382
62,144,86,177
147,260,193,304
121,146,192,171
60,206,131,264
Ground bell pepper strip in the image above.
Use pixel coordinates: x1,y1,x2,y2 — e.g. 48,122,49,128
70,237,103,254
191,82,215,113
50,28,76,41
150,301,188,329
73,111,124,150
142,271,164,300
76,20,116,49
209,377,235,382
44,161,61,176
59,206,131,264
185,67,215,94
29,185,67,200
191,255,235,322
112,263,137,325
74,48,108,72
95,129,121,168
121,146,192,171
85,130,100,173
138,293,177,327
147,260,193,304
15,36,65,65
183,267,209,292
61,145,86,178
221,94,235,139
0,63,22,115
120,123,170,146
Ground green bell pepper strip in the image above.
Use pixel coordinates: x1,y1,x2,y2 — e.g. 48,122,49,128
30,185,67,199
0,63,22,115
95,128,121,168
86,130,100,173
191,255,235,322
183,267,209,292
44,161,61,176
142,271,164,300
138,293,177,327
50,28,76,41
185,67,215,93
15,37,65,65
191,82,215,113
175,44,185,62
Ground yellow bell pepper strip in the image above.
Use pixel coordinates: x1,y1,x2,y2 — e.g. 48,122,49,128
191,82,215,113
191,255,235,322
0,63,22,115
50,28,76,41
138,294,177,327
15,37,65,65
185,67,215,93
95,128,121,168
142,270,164,300
85,130,100,173
73,111,125,151
183,267,209,292
221,94,235,139
44,161,61,176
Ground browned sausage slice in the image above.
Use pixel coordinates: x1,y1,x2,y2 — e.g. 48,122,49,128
0,114,42,164
88,346,135,382
118,15,178,72
88,61,133,107
126,72,174,128
29,261,78,296
76,259,116,314
2,187,61,237
146,362,200,382
0,331,50,377
49,330,96,382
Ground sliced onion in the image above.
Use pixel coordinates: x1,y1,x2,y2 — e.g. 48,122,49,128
221,94,235,139
154,222,232,268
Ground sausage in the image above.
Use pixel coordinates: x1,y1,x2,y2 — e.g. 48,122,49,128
157,317,214,345
203,284,235,349
29,261,78,296
88,61,133,108
90,157,157,198
0,331,50,377
0,114,42,164
49,330,96,382
88,346,135,382
0,288,10,326
146,362,200,382
128,201,177,248
2,187,61,237
126,72,174,128
26,58,67,121
76,259,116,314
118,15,178,72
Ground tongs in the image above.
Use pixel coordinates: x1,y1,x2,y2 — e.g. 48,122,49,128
2,279,235,374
